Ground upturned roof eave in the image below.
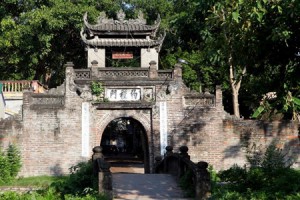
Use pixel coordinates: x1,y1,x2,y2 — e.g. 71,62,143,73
80,29,166,52
81,38,163,48
88,29,153,36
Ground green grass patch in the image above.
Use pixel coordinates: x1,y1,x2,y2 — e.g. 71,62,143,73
0,161,110,199
0,176,67,187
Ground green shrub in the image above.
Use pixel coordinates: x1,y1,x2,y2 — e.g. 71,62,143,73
0,149,11,183
6,144,22,178
0,160,109,200
262,142,291,171
0,191,21,200
212,141,300,199
247,140,293,170
0,144,22,183
209,165,220,190
52,161,98,197
179,169,195,197
91,81,104,102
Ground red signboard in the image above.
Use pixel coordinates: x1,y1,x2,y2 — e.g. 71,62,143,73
112,52,133,59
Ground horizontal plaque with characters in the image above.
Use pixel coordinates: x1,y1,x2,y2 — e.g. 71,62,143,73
112,52,133,59
106,88,141,101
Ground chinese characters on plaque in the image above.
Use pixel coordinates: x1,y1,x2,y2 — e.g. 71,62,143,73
106,88,141,101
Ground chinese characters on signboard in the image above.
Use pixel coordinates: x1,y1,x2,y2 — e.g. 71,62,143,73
106,88,141,101
160,102,168,156
112,52,133,59
82,102,90,157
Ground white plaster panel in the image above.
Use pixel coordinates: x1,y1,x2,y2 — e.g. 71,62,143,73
141,48,158,69
87,48,105,67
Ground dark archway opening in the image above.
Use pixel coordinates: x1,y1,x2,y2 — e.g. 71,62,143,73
100,117,149,173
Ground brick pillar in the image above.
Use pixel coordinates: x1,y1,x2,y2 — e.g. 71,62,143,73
195,161,211,200
65,62,76,96
91,60,99,79
173,63,182,80
149,61,158,79
22,92,30,109
215,85,223,109
92,146,112,198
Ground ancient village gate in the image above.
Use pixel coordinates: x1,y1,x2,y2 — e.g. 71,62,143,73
0,10,299,177
16,10,225,176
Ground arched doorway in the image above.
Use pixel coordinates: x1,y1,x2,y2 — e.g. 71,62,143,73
100,117,149,173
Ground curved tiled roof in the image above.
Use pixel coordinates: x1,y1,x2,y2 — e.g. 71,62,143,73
83,10,160,35
81,29,165,50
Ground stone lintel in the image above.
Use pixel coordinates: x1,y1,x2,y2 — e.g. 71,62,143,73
93,102,153,109
75,80,172,87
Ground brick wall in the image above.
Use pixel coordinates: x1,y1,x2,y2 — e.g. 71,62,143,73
0,66,299,177
222,119,300,170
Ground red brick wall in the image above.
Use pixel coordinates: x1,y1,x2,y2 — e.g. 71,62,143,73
0,70,299,176
222,119,299,170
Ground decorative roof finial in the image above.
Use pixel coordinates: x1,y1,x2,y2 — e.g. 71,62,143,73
117,9,126,22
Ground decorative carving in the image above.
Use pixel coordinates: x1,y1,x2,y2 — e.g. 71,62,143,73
75,70,91,80
66,70,77,92
158,71,172,79
97,12,113,24
128,10,146,24
152,105,159,118
184,96,215,106
79,85,93,101
167,81,179,94
116,9,126,23
98,70,148,78
143,88,154,102
96,10,147,25
156,86,168,100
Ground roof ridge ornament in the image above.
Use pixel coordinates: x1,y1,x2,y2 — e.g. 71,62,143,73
116,9,126,23
85,10,149,26
130,10,146,25
97,12,114,24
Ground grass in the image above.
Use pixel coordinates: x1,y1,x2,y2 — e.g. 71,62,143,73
0,176,67,187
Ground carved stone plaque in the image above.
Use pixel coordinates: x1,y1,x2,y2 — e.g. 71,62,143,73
143,88,154,102
106,88,141,101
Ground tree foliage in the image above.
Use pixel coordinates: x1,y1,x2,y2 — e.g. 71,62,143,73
0,0,299,119
1,0,102,85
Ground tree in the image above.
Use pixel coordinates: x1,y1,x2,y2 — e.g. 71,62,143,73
160,0,218,91
0,0,118,85
246,0,300,120
1,0,299,120
203,0,272,117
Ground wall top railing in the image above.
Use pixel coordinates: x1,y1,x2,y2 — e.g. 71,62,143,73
74,67,174,81
64,60,181,82
98,67,149,79
0,80,46,94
